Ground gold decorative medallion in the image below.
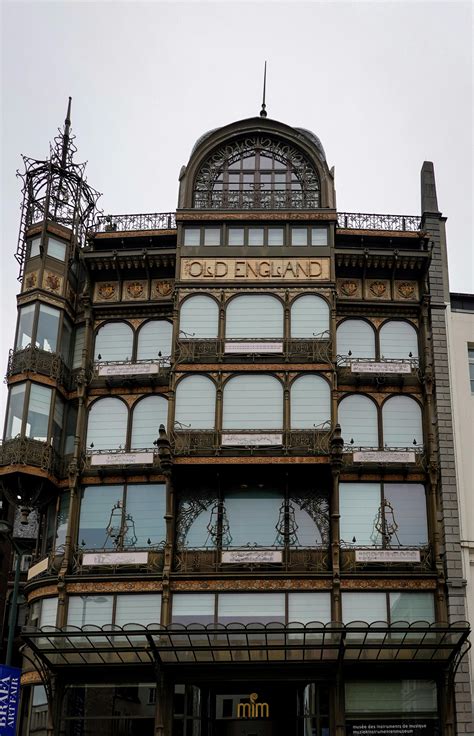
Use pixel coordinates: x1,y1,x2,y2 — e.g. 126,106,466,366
98,282,116,300
369,281,387,297
127,281,145,299
398,282,416,299
44,272,61,293
24,272,37,290
155,280,173,297
340,280,358,297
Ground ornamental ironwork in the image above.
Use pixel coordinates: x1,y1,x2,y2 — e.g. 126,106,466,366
0,437,64,478
337,212,421,231
193,189,320,210
91,212,176,233
7,346,73,389
174,338,333,365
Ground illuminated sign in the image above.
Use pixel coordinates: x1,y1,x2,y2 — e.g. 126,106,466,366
237,693,269,719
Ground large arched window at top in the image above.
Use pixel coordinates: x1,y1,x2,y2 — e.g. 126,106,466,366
337,320,376,361
87,398,127,450
131,396,168,449
174,376,216,429
291,295,329,338
223,375,283,430
380,321,419,360
193,136,320,210
94,322,133,362
179,295,219,339
137,320,173,363
226,295,283,339
338,395,378,448
291,375,331,428
382,396,423,448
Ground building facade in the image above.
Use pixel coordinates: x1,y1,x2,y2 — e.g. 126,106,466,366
1,104,472,735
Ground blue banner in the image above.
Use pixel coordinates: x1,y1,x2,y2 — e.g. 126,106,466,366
0,665,21,736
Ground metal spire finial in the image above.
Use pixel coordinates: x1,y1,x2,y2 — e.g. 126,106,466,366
260,61,267,118
61,96,72,169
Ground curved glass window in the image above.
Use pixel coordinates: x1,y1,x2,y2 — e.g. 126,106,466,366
15,304,35,350
94,322,133,362
87,398,127,450
5,384,26,439
223,375,283,430
291,375,330,428
337,319,376,360
131,396,168,448
338,395,378,448
226,295,283,339
36,305,60,352
291,295,329,337
380,321,419,359
174,376,216,429
137,320,173,362
382,396,423,448
179,295,219,339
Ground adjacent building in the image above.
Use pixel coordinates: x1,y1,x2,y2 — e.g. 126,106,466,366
1,102,471,735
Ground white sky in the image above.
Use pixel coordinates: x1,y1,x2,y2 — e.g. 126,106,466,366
1,0,473,417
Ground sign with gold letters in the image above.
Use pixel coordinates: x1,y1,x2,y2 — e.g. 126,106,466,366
180,257,330,281
237,693,269,719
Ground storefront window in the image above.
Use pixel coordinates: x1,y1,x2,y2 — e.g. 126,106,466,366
61,684,156,735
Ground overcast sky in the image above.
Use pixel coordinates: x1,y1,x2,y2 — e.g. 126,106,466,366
1,0,473,417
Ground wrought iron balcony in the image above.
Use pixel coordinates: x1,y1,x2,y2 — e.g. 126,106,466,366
174,546,330,573
72,546,165,575
193,189,320,210
91,358,171,386
7,346,73,389
91,212,176,233
342,445,425,469
340,545,433,572
170,428,332,457
336,212,421,231
84,448,162,472
336,356,421,386
175,337,333,365
0,437,64,479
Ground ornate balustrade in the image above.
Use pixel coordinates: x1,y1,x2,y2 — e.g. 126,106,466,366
91,212,176,233
174,546,330,573
84,448,161,472
72,547,165,574
336,356,422,386
170,428,332,457
7,346,73,389
193,189,320,210
175,337,333,365
91,358,171,386
336,212,421,231
342,446,426,469
0,438,65,478
340,545,433,573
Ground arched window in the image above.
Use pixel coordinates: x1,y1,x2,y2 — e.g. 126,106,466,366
382,396,423,448
87,398,127,450
137,320,173,362
338,395,378,448
337,320,376,360
226,295,283,339
179,295,219,339
131,396,168,448
291,375,330,428
94,322,133,362
174,376,216,429
223,375,283,430
193,136,320,209
291,295,329,338
380,321,419,360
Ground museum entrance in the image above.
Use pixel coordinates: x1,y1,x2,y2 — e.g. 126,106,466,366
172,682,330,736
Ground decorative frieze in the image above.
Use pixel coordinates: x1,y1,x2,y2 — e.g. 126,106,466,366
180,257,330,282
94,279,174,303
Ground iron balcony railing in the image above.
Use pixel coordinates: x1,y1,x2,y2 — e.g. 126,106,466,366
7,346,74,389
91,358,171,383
170,428,332,457
0,437,65,478
340,545,433,573
88,210,422,234
175,337,333,365
193,189,320,210
174,546,330,574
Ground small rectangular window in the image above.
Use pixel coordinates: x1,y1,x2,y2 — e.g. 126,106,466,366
268,227,284,246
36,305,60,353
47,237,67,261
29,237,41,258
67,595,113,627
311,227,328,246
468,347,474,392
26,384,52,441
183,228,201,246
16,304,36,350
5,384,27,439
72,326,85,369
204,227,220,246
248,227,264,246
291,227,308,246
228,227,245,246
172,593,215,625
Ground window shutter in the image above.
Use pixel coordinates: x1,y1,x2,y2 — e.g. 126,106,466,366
382,396,423,447
137,320,172,362
339,483,381,546
337,319,376,359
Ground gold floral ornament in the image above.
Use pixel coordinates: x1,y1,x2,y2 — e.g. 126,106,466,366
156,280,173,297
25,272,37,290
127,281,144,299
369,281,387,297
98,283,116,300
45,272,61,292
398,282,415,299
340,280,358,297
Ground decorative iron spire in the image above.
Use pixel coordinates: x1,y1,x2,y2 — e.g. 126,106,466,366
260,61,268,118
61,96,72,169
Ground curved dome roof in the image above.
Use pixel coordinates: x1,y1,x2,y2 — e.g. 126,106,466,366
189,120,326,161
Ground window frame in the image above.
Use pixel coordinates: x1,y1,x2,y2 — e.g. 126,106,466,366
86,394,169,452
14,301,72,362
181,224,329,248
338,392,424,450
93,318,174,364
336,317,419,363
341,591,436,624
4,381,66,449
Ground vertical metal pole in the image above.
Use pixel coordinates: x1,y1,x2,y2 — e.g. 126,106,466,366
6,547,22,665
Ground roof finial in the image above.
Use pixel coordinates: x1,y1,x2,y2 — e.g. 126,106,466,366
260,61,267,118
61,96,72,169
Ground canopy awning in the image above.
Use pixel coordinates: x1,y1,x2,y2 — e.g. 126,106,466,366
22,620,470,671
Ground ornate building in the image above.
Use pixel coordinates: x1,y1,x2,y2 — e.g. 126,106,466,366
1,102,472,735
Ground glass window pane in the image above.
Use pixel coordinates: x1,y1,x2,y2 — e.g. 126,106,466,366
291,496,329,546
228,228,245,246
291,228,307,246
47,237,67,261
311,227,328,246
115,594,161,626
29,237,41,258
16,304,36,350
179,295,219,339
223,375,283,430
137,320,172,363
5,383,26,439
225,490,282,547
126,484,166,548
39,597,58,627
64,403,77,455
175,375,216,429
337,319,376,360
26,384,52,441
268,228,284,246
78,485,123,549
52,394,64,451
291,375,330,428
382,396,423,448
345,680,437,714
36,305,60,352
172,593,215,625
242,155,256,169
94,322,134,362
204,228,220,246
55,493,69,549
340,483,381,546
248,228,264,246
384,484,428,546
180,498,216,548
338,395,378,448
226,295,283,339
288,593,331,624
60,318,73,365
67,595,113,627
342,592,387,623
389,593,435,623
218,593,285,624
131,396,168,448
291,295,329,338
183,228,201,246
87,397,127,450
72,326,85,369
380,320,419,360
